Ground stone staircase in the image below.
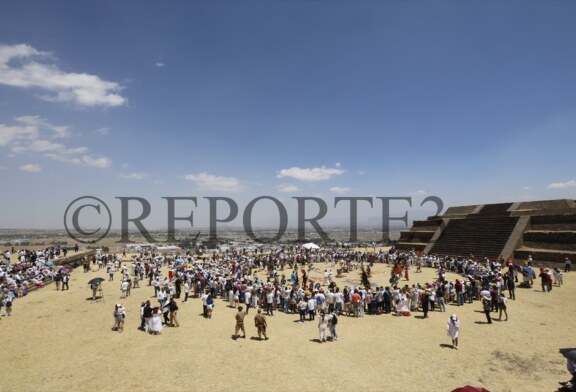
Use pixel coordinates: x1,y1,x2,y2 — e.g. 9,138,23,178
396,199,576,265
430,203,519,259
514,213,576,263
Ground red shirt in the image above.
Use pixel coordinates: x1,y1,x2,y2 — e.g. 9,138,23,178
351,292,361,304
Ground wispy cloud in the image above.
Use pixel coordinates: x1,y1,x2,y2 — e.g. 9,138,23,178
119,172,148,180
330,186,350,194
96,127,110,136
277,184,300,193
409,189,428,196
277,165,345,182
1,116,111,168
19,163,41,172
0,43,126,107
184,172,244,192
522,186,532,191
46,153,111,168
155,62,165,68
547,180,576,189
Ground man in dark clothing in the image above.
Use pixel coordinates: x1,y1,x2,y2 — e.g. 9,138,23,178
383,287,392,314
507,274,516,300
482,295,492,324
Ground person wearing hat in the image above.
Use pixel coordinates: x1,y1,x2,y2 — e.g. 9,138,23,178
113,304,126,332
421,289,430,319
253,309,268,340
481,294,492,324
447,314,460,349
234,306,247,339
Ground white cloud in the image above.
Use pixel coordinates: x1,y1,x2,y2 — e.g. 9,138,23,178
277,165,345,182
119,172,148,180
0,119,38,147
155,62,165,68
409,190,428,196
330,186,350,194
547,180,576,189
277,184,300,193
79,155,111,168
19,163,41,172
96,127,110,136
522,186,532,191
0,43,126,107
184,172,244,192
1,116,111,168
11,139,87,154
44,153,111,168
11,115,70,139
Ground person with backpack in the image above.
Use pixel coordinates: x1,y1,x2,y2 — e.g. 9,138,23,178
168,297,179,327
328,311,338,341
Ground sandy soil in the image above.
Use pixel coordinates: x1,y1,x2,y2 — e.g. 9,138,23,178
1,258,575,392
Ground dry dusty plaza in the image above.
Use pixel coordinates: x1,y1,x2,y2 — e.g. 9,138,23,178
1,249,575,392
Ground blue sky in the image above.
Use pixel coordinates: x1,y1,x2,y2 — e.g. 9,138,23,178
0,1,575,231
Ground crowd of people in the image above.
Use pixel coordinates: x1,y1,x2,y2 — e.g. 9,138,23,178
2,244,572,355
0,246,82,317
91,246,570,349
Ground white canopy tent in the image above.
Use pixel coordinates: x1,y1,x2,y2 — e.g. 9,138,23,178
301,242,320,250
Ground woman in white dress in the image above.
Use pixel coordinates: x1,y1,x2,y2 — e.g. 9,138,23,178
148,307,163,335
447,314,460,349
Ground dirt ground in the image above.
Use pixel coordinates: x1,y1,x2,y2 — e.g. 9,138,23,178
1,257,574,392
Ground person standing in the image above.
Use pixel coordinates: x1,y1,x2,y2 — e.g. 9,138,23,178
108,266,114,281
149,307,163,335
298,297,307,322
482,294,492,324
447,314,460,349
497,292,508,321
307,296,316,321
265,287,275,316
436,285,446,313
421,290,430,319
61,273,69,291
54,272,61,291
183,281,190,303
455,279,464,306
91,282,99,301
113,304,126,332
141,300,152,331
318,311,328,343
168,298,179,327
351,290,361,318
507,273,516,300
234,306,247,339
161,297,170,325
565,258,572,273
120,280,129,299
383,287,392,314
206,293,214,319
539,268,549,292
254,309,268,340
328,311,338,341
